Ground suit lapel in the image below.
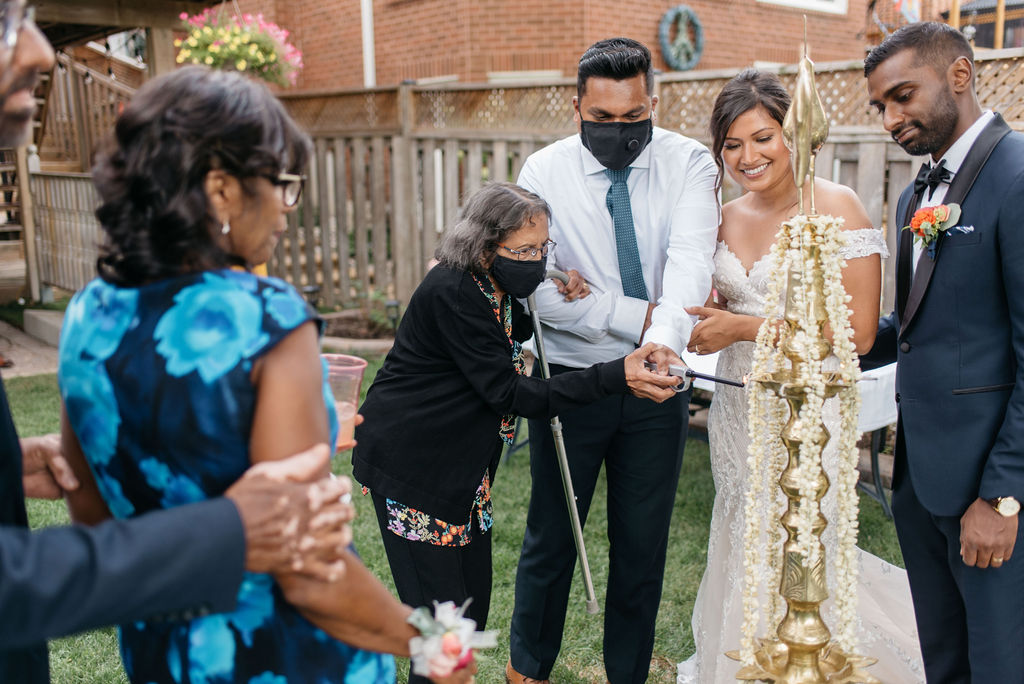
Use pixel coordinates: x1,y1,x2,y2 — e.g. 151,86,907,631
899,114,1013,338
896,189,919,323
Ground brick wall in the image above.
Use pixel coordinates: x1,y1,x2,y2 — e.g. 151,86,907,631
231,0,956,91
866,0,953,42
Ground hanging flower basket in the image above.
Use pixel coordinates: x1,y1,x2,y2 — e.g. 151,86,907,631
175,8,303,87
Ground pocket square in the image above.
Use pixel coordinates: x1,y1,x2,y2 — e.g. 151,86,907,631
950,225,975,234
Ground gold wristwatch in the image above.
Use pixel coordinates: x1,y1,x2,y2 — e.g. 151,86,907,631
989,496,1021,517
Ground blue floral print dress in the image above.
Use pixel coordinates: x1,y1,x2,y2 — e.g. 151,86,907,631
58,269,395,684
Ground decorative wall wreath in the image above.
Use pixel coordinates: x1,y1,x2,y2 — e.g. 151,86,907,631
659,5,705,72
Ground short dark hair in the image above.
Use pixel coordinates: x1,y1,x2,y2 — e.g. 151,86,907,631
864,21,974,78
708,68,791,194
577,37,654,98
434,182,550,274
92,66,311,286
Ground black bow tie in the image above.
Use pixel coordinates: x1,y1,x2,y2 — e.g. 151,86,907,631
914,159,952,199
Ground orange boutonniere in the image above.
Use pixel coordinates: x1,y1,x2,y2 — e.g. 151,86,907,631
903,203,962,258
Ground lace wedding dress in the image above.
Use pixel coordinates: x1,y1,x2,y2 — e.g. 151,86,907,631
678,229,925,684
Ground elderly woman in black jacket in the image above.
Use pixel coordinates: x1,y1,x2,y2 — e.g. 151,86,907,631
353,182,677,679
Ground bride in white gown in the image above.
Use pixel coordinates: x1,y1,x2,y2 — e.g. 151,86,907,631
677,70,925,684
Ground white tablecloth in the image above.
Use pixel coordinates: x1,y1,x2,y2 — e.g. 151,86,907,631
681,350,897,433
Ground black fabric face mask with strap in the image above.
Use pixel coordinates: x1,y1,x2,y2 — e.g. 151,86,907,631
489,254,547,299
580,118,653,171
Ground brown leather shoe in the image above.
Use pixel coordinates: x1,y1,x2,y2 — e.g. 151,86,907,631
505,660,551,684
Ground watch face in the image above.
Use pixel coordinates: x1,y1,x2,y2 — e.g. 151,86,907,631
998,498,1021,516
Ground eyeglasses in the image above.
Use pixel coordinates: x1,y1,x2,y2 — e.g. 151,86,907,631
264,171,305,207
498,239,555,261
0,1,34,58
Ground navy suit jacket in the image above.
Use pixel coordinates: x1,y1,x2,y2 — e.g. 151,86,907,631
867,115,1024,516
0,379,246,682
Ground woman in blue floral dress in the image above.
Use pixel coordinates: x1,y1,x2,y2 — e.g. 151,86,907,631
57,67,455,684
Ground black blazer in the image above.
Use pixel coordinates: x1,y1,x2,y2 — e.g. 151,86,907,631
0,377,246,682
353,264,627,522
870,115,1024,516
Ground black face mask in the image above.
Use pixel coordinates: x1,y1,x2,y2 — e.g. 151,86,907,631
580,118,653,170
489,254,547,299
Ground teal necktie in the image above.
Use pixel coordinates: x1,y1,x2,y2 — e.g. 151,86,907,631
605,168,648,300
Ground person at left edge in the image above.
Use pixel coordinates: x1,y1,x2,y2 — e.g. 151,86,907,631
353,181,680,684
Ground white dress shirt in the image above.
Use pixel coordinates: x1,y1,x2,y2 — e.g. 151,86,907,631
518,126,719,368
912,110,994,274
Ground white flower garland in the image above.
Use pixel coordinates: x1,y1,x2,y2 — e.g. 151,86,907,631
740,225,790,662
740,215,863,664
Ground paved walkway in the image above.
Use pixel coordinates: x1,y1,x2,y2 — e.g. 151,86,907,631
0,320,58,378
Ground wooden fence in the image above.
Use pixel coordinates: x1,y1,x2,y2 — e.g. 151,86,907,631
30,49,1024,309
270,49,1023,312
31,171,101,292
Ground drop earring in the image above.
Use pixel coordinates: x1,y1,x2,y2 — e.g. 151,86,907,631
221,220,231,235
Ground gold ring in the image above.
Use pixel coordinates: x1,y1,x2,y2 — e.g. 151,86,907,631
696,346,702,354
994,557,1004,563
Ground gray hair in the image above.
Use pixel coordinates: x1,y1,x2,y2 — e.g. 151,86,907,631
434,182,550,273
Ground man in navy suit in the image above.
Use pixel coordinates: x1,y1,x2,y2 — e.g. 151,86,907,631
864,22,1024,682
0,5,353,680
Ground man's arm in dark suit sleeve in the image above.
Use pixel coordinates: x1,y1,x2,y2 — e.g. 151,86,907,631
981,168,1024,501
0,498,244,649
859,312,898,371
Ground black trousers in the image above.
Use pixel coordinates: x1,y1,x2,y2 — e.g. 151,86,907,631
509,364,686,684
892,422,1024,683
371,492,493,684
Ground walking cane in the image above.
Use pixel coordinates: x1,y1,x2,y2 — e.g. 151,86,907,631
527,270,600,615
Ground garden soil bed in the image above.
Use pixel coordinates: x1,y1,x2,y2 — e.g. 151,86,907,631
321,310,394,340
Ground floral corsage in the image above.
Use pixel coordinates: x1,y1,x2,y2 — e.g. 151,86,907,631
903,203,962,258
407,599,497,678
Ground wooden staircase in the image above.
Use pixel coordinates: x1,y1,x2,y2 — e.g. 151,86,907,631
0,70,49,237
0,68,58,300
0,145,27,300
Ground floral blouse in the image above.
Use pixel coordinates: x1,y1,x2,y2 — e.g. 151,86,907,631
366,273,525,547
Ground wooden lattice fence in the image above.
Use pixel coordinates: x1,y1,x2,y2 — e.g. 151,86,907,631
659,51,1024,138
275,50,1024,310
30,49,1024,305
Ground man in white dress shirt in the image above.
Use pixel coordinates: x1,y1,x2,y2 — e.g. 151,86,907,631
506,37,718,684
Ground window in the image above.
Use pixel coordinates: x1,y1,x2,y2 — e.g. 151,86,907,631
756,0,848,15
972,17,1024,49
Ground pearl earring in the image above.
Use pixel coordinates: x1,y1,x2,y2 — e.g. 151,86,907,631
221,221,231,235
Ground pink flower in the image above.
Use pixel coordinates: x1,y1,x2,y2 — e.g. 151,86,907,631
441,632,462,657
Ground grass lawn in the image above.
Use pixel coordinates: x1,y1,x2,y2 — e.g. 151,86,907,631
11,368,902,684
